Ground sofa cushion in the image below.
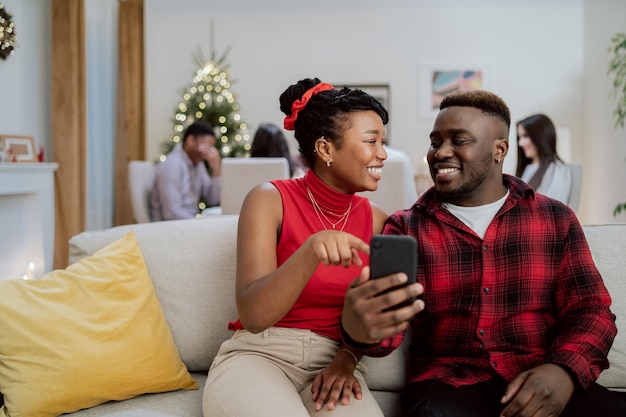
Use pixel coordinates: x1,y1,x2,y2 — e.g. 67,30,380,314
66,373,207,417
68,216,240,372
583,224,626,391
0,231,197,417
362,334,411,392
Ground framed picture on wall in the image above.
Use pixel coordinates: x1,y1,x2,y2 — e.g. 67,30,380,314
0,135,37,162
418,64,496,119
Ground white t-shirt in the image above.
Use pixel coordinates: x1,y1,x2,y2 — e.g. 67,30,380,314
443,191,509,239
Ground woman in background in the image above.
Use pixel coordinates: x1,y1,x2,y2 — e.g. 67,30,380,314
515,113,572,204
251,122,307,178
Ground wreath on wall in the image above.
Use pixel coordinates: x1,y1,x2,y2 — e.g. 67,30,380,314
0,3,16,60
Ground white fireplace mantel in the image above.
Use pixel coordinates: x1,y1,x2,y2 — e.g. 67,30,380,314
0,162,58,281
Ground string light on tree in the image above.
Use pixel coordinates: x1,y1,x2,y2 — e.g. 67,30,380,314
159,46,251,161
0,3,17,60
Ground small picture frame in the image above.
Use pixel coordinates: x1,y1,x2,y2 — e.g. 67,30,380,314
0,135,37,162
418,63,496,119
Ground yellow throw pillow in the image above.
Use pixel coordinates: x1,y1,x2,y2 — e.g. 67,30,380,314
0,231,197,417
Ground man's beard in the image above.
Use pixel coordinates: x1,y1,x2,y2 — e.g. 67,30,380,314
434,152,493,205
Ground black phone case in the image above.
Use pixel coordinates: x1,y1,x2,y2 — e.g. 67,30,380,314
370,234,417,310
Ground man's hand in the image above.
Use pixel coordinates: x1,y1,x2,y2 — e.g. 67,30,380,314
341,266,424,344
500,363,575,417
198,144,221,176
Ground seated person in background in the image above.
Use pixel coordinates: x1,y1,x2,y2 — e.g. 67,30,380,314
150,121,221,221
203,77,391,416
341,90,623,417
515,113,572,204
250,122,307,178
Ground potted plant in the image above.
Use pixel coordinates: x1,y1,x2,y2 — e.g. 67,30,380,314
608,32,626,216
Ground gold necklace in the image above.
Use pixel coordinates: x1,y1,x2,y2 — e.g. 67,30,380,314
307,187,352,231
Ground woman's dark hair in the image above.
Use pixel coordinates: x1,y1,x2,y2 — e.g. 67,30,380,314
279,77,388,168
250,123,295,177
515,113,562,189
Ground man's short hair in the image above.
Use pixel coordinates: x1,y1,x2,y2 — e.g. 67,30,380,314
440,90,511,130
183,122,216,143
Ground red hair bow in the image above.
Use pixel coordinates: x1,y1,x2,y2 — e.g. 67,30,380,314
283,83,334,131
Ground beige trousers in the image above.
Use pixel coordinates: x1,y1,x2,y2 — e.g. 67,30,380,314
202,327,384,417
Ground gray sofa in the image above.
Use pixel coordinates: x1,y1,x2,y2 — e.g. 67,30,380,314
64,216,625,416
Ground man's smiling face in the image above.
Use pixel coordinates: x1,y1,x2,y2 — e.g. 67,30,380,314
427,106,508,206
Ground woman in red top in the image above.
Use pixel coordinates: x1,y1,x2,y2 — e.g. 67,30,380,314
202,78,390,417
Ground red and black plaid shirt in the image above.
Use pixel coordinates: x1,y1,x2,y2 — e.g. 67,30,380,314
366,175,616,389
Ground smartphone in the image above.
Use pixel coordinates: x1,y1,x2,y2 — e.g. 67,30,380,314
369,234,418,311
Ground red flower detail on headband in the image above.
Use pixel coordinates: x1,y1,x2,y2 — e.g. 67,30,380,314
283,83,334,130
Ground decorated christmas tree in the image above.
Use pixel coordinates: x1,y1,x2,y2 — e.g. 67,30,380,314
0,3,17,60
159,46,250,161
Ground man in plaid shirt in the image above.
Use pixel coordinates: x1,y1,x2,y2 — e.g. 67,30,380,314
340,90,625,416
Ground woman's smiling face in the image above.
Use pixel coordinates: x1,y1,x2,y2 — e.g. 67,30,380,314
321,110,387,194
517,124,539,163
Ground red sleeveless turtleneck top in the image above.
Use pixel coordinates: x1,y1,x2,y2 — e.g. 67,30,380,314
228,169,374,340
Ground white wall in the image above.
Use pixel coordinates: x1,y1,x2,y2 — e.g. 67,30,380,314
582,0,626,223
1,0,625,226
145,0,592,210
85,0,117,230
0,0,51,158
0,0,117,231
146,1,582,167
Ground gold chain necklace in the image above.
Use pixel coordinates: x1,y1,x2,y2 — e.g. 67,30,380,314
306,187,352,231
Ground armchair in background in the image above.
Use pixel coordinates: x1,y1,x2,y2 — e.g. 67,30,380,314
358,147,418,215
568,162,583,213
128,160,155,223
219,157,290,215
